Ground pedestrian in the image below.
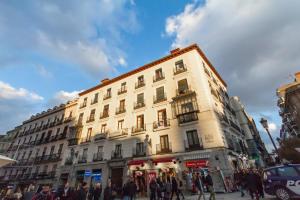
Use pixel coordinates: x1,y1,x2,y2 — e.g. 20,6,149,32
177,179,185,199
204,171,215,200
149,178,157,200
194,173,204,200
128,178,137,200
122,180,130,200
103,181,113,200
13,187,22,200
88,183,94,200
32,185,54,200
245,168,259,200
156,177,163,200
60,182,75,200
170,176,179,200
24,184,35,200
75,182,89,200
93,183,102,200
164,177,172,200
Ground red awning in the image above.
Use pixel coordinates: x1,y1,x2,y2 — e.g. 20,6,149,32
152,157,175,164
128,160,146,166
185,160,208,168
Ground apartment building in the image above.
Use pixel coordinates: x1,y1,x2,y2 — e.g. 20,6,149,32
0,99,77,187
0,126,20,155
59,44,248,192
230,96,269,167
277,72,300,139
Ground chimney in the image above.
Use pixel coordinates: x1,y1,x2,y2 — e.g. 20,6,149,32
295,72,300,82
101,78,110,84
170,48,180,54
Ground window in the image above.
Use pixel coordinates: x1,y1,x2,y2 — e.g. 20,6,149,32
43,165,48,173
120,100,125,110
104,88,112,99
119,82,127,94
178,79,189,94
56,128,60,135
136,142,144,153
42,147,47,156
92,93,99,104
115,144,122,155
97,146,103,153
181,102,194,113
118,120,124,130
157,109,167,126
52,164,57,172
138,76,144,84
186,130,200,147
154,68,164,81
83,148,88,158
88,109,96,121
58,144,63,155
137,115,144,128
50,146,55,155
101,124,107,133
87,128,92,141
63,126,68,134
136,75,145,88
174,60,186,74
155,86,166,103
277,167,299,177
137,93,144,104
160,135,170,151
78,113,84,124
102,104,109,118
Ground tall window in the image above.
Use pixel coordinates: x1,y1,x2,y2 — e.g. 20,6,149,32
118,120,124,130
175,60,185,71
136,142,144,154
121,82,126,92
120,100,125,111
181,102,194,113
58,144,63,155
137,93,144,104
156,86,165,101
115,144,122,155
137,115,144,128
103,105,109,114
83,97,87,106
78,113,84,124
87,128,92,141
42,147,47,156
63,126,68,134
160,135,169,151
101,124,107,133
178,79,189,94
158,109,167,126
138,75,144,84
89,109,96,121
50,146,55,155
56,128,60,135
83,148,88,158
93,93,99,104
97,146,103,153
155,68,163,79
186,130,200,147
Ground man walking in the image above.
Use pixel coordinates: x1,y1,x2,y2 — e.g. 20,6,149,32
195,173,205,200
204,171,215,200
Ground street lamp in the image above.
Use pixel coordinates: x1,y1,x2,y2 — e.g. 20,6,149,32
260,118,280,162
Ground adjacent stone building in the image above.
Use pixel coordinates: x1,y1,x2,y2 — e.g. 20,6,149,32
277,72,300,139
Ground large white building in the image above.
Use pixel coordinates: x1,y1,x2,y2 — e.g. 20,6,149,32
59,44,249,193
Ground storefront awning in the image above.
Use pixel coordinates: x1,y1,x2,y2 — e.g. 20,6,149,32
152,157,175,164
185,160,208,168
128,160,146,166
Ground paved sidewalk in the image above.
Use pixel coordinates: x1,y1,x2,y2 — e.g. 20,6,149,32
119,192,275,200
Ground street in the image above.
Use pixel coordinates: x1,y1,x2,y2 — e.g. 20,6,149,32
123,192,276,200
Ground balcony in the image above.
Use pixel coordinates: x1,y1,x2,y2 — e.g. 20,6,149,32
103,93,111,100
178,112,198,124
132,147,146,157
94,132,108,141
80,137,91,144
118,87,127,95
135,81,145,89
49,122,56,128
77,155,87,164
86,116,95,123
153,93,167,104
184,140,203,151
35,126,41,132
68,138,80,146
100,111,109,119
91,99,98,105
79,102,87,109
109,129,128,139
134,102,145,109
153,73,165,82
64,157,73,165
153,119,170,130
64,117,73,123
49,153,61,162
42,124,49,130
93,152,103,162
115,107,126,115
111,150,123,159
230,120,241,132
175,88,195,98
173,65,187,75
56,118,64,125
131,125,146,135
156,143,172,154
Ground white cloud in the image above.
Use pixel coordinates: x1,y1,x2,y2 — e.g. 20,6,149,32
269,123,277,133
47,90,81,107
118,57,127,66
0,81,43,101
0,0,138,78
36,65,53,78
165,0,300,114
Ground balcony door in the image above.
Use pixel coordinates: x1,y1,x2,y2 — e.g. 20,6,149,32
115,144,122,156
158,109,167,126
160,135,169,152
178,79,189,94
137,115,144,129
186,130,200,148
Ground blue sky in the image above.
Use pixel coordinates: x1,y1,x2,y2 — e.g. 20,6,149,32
1,0,300,152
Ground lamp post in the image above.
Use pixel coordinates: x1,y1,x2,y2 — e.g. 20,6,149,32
260,118,280,162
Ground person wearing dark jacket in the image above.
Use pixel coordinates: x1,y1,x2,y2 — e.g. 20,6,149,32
149,178,157,200
93,183,102,200
128,179,137,200
75,182,88,200
246,169,260,200
171,176,179,200
32,185,53,200
103,182,113,200
205,171,215,200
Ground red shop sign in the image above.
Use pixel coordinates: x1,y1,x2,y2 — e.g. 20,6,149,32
185,160,208,168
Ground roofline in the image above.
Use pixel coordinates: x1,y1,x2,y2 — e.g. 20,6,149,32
79,44,227,96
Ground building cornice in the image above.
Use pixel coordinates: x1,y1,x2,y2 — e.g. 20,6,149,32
79,44,227,96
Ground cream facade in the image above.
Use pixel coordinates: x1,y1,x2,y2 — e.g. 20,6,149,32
60,44,249,192
0,99,77,187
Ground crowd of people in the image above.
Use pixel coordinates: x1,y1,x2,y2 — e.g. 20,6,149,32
233,167,264,200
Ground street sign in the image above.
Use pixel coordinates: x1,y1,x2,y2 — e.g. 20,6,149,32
84,170,91,177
